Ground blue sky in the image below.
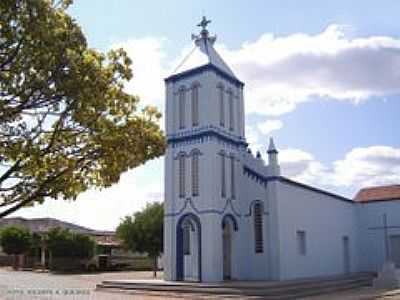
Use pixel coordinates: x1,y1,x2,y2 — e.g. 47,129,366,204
12,0,400,230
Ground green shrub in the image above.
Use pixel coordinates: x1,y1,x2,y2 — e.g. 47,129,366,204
46,227,95,259
0,226,32,255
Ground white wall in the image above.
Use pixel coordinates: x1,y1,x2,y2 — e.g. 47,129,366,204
275,181,359,280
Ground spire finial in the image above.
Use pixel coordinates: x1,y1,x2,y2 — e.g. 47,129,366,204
192,16,216,44
197,16,211,31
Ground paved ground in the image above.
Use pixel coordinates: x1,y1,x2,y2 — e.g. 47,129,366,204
1,267,400,299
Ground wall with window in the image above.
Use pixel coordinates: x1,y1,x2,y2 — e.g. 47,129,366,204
274,181,359,280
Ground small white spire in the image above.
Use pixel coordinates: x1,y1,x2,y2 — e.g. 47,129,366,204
267,137,280,176
267,137,278,154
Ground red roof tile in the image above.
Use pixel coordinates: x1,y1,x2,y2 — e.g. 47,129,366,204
354,185,400,203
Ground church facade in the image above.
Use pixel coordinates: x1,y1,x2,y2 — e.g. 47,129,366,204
163,18,400,282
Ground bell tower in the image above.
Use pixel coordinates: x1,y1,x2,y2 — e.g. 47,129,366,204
163,17,246,282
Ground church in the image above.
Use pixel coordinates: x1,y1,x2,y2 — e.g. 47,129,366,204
163,18,400,282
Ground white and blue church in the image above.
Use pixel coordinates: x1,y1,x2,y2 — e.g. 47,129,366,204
163,18,400,283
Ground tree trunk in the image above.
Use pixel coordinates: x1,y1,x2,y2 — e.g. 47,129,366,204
153,256,157,278
13,254,18,270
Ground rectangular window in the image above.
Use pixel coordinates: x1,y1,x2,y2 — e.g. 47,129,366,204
297,230,307,255
221,154,226,198
179,89,186,129
179,155,185,198
228,91,234,131
254,203,263,253
219,87,225,127
192,86,199,127
230,156,235,199
192,153,199,196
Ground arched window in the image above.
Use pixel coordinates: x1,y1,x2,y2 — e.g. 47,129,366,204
192,151,200,196
179,153,186,198
217,84,225,127
254,202,263,253
228,89,234,131
178,87,186,129
191,84,199,127
230,155,235,199
221,153,226,198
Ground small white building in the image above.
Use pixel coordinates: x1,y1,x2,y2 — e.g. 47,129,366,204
163,17,400,282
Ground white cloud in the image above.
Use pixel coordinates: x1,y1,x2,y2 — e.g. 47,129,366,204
279,146,400,194
332,146,400,187
257,120,283,135
112,26,400,120
111,37,170,116
12,159,164,231
218,24,400,116
280,148,328,185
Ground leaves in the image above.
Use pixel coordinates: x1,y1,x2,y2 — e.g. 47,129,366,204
0,225,32,255
46,227,95,258
0,0,166,216
117,202,163,258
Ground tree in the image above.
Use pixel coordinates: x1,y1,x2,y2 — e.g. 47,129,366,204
46,227,95,259
0,0,166,217
0,225,32,269
117,202,163,277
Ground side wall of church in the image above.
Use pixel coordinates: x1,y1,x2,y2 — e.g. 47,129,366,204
274,181,359,280
356,200,400,272
237,165,270,280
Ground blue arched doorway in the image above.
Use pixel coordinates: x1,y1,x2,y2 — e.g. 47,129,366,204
176,213,202,281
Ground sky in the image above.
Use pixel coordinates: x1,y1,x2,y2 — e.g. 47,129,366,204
12,0,400,230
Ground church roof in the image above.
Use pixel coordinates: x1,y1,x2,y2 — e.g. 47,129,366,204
354,184,400,203
166,17,241,85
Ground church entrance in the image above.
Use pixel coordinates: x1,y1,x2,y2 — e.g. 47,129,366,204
223,221,232,280
176,214,201,281
222,214,237,280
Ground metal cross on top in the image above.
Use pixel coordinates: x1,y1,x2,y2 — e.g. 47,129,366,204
368,213,400,262
197,16,211,31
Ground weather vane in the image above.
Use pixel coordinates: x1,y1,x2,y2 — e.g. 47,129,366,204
192,16,216,44
197,16,211,31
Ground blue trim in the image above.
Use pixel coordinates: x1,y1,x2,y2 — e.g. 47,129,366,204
176,213,202,281
275,176,353,203
242,165,353,204
243,166,269,187
168,127,247,148
165,197,241,218
165,63,244,88
222,214,239,231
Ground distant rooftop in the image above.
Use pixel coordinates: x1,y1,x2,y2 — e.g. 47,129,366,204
0,217,114,236
354,184,400,203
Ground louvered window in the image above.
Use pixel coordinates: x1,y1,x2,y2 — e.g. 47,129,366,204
192,152,199,196
179,154,185,198
179,88,186,129
254,203,263,253
192,85,199,127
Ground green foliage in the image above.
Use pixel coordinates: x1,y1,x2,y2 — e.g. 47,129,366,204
117,202,164,258
0,0,166,217
46,227,95,258
0,225,32,255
